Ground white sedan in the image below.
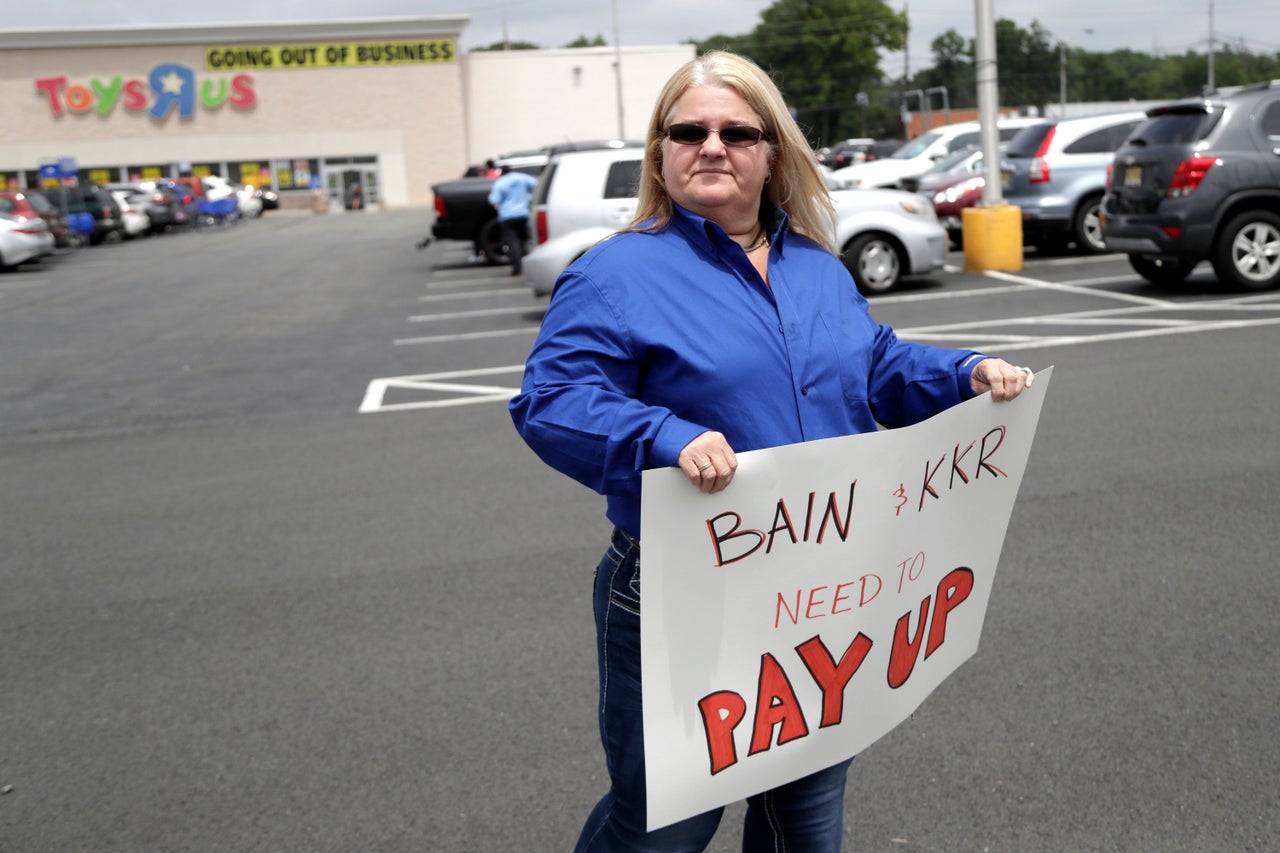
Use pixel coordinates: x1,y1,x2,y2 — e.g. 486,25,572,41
0,212,55,270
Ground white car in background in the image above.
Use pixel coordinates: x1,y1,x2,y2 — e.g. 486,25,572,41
109,189,151,238
524,147,948,296
829,116,1041,190
0,212,55,270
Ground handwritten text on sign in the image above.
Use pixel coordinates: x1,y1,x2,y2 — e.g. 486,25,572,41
639,368,1051,830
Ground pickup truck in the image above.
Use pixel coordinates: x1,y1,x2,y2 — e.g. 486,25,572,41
522,146,950,296
429,140,642,264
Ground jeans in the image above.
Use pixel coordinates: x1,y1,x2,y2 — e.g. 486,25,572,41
499,216,528,274
575,531,854,852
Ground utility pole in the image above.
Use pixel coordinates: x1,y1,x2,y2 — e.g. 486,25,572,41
1207,0,1216,91
612,0,625,138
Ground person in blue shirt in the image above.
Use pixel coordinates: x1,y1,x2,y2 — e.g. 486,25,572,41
487,164,538,275
510,51,1035,852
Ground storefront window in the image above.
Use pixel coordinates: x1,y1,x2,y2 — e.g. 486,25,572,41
186,163,223,178
85,167,119,185
231,160,272,187
126,164,170,181
1,171,20,190
276,158,319,190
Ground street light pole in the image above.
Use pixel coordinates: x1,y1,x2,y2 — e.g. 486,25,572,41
612,0,625,139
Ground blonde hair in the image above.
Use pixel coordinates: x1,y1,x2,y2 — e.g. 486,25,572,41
631,50,836,254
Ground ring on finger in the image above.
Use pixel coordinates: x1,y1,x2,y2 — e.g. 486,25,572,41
697,461,712,472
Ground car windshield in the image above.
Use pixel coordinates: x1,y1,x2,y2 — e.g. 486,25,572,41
889,130,945,159
926,147,979,173
1130,108,1223,145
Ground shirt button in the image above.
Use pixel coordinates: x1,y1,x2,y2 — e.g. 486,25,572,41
801,386,810,396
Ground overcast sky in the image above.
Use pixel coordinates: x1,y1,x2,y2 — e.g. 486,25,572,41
5,0,1275,77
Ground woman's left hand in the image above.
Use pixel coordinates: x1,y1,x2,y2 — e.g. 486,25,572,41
970,358,1035,401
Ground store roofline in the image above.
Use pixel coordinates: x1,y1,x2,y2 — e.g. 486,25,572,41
0,15,470,49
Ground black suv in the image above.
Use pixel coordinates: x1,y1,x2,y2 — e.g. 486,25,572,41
1101,80,1280,290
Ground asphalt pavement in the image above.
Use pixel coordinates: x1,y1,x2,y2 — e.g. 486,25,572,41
1,209,1277,852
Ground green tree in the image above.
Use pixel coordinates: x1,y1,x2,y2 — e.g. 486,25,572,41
470,40,540,51
696,0,906,146
994,18,1057,112
564,34,607,48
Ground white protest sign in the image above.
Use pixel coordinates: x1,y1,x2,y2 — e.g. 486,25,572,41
639,367,1052,830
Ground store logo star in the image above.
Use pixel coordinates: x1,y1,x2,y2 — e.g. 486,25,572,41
159,71,185,94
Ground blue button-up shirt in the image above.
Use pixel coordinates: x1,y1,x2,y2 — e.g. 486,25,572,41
510,203,985,538
487,171,538,222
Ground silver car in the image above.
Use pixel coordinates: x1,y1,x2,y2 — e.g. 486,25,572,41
1000,111,1146,253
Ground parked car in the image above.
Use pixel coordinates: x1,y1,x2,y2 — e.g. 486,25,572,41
903,145,983,194
0,188,70,247
1000,110,1147,254
1102,80,1280,290
523,146,947,297
431,139,642,264
928,173,987,247
817,138,877,169
829,117,1041,190
106,182,184,233
158,179,201,227
48,183,123,245
109,189,151,238
0,211,55,269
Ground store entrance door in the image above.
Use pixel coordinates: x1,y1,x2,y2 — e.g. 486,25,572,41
323,166,380,211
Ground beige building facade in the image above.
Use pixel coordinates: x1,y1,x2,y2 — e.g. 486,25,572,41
0,17,694,210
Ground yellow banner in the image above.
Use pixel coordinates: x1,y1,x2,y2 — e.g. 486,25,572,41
205,40,456,71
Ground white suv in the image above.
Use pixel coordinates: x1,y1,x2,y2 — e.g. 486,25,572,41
522,147,949,296
830,117,1041,190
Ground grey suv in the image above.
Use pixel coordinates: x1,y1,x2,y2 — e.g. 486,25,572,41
1000,111,1146,254
1101,80,1280,290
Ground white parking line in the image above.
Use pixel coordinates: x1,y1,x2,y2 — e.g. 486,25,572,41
407,305,540,322
419,288,530,301
359,365,524,413
394,327,538,346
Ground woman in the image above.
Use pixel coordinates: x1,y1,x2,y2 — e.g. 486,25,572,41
510,51,1033,852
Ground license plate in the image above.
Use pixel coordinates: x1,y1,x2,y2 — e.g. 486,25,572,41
1123,166,1142,187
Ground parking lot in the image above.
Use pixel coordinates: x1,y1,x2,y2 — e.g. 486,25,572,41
2,209,1277,851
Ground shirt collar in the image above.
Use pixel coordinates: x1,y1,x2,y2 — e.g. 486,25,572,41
668,201,790,260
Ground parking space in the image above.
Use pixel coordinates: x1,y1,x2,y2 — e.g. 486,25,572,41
360,247,1280,414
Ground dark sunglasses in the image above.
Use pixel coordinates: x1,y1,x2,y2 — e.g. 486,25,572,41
666,123,767,148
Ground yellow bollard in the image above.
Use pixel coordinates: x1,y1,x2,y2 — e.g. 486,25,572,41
962,203,1023,272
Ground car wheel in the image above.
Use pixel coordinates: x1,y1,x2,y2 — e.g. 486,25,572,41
1072,195,1108,254
843,232,902,295
1127,254,1195,285
1211,210,1280,291
479,218,511,265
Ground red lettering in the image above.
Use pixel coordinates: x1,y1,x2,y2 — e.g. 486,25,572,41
35,76,68,114
887,596,930,688
229,73,255,108
804,586,828,620
122,79,148,111
925,567,974,659
747,654,809,756
697,690,746,775
796,633,874,728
